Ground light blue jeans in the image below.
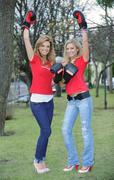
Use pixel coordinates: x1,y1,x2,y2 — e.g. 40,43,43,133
62,96,94,166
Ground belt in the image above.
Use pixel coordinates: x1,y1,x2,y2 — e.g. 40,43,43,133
67,91,90,101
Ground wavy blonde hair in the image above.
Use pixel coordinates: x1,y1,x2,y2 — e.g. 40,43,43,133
63,38,82,64
34,34,55,65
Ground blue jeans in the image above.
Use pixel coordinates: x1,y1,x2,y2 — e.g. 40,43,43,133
30,99,54,163
62,96,94,166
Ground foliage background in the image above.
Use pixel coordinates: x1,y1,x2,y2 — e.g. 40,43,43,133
0,89,114,180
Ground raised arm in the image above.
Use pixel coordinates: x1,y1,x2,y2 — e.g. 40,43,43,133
81,29,89,62
23,29,34,61
22,11,36,61
73,10,89,62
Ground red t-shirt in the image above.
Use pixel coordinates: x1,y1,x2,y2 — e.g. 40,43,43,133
66,56,89,96
29,54,54,94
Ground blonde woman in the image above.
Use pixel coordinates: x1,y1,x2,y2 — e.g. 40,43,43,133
62,10,94,173
22,11,56,174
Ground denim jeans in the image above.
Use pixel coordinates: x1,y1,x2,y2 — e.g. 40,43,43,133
62,96,94,166
30,99,54,163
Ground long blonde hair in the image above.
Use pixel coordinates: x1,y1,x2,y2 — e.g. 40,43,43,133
34,34,55,65
63,38,82,64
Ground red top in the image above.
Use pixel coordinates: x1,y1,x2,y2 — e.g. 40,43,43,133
29,54,54,94
66,56,89,96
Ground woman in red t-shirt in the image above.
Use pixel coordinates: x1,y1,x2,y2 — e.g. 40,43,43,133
22,11,55,174
61,11,94,173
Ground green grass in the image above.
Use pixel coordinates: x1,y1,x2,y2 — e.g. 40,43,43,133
0,89,114,180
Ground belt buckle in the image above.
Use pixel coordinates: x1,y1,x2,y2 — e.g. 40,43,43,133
67,95,75,101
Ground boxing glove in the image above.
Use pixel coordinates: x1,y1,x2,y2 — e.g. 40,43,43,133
63,63,78,84
73,10,87,29
22,10,36,30
50,63,63,83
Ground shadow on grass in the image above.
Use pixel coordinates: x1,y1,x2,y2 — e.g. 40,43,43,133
95,107,114,110
0,130,15,136
0,159,16,164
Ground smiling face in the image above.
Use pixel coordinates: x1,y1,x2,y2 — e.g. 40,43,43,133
38,41,51,58
63,39,82,63
66,43,79,60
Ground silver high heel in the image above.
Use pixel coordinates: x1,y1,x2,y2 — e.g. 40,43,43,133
33,162,50,174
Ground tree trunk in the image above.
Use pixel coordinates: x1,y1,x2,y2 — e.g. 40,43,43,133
104,71,107,109
109,66,113,93
94,65,99,97
0,0,16,136
96,70,102,97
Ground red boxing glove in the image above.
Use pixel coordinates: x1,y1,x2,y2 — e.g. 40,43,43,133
22,10,36,30
73,10,87,29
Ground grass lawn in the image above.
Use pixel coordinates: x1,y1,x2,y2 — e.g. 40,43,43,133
0,88,114,180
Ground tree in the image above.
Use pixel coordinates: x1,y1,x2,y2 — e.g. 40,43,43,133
96,0,114,7
89,12,114,109
0,0,17,135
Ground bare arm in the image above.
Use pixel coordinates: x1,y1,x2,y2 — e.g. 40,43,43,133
73,10,89,62
23,29,34,61
82,29,89,62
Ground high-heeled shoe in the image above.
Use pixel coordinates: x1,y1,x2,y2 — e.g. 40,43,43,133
63,165,75,172
75,164,79,171
33,162,50,174
63,164,79,172
78,166,93,173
